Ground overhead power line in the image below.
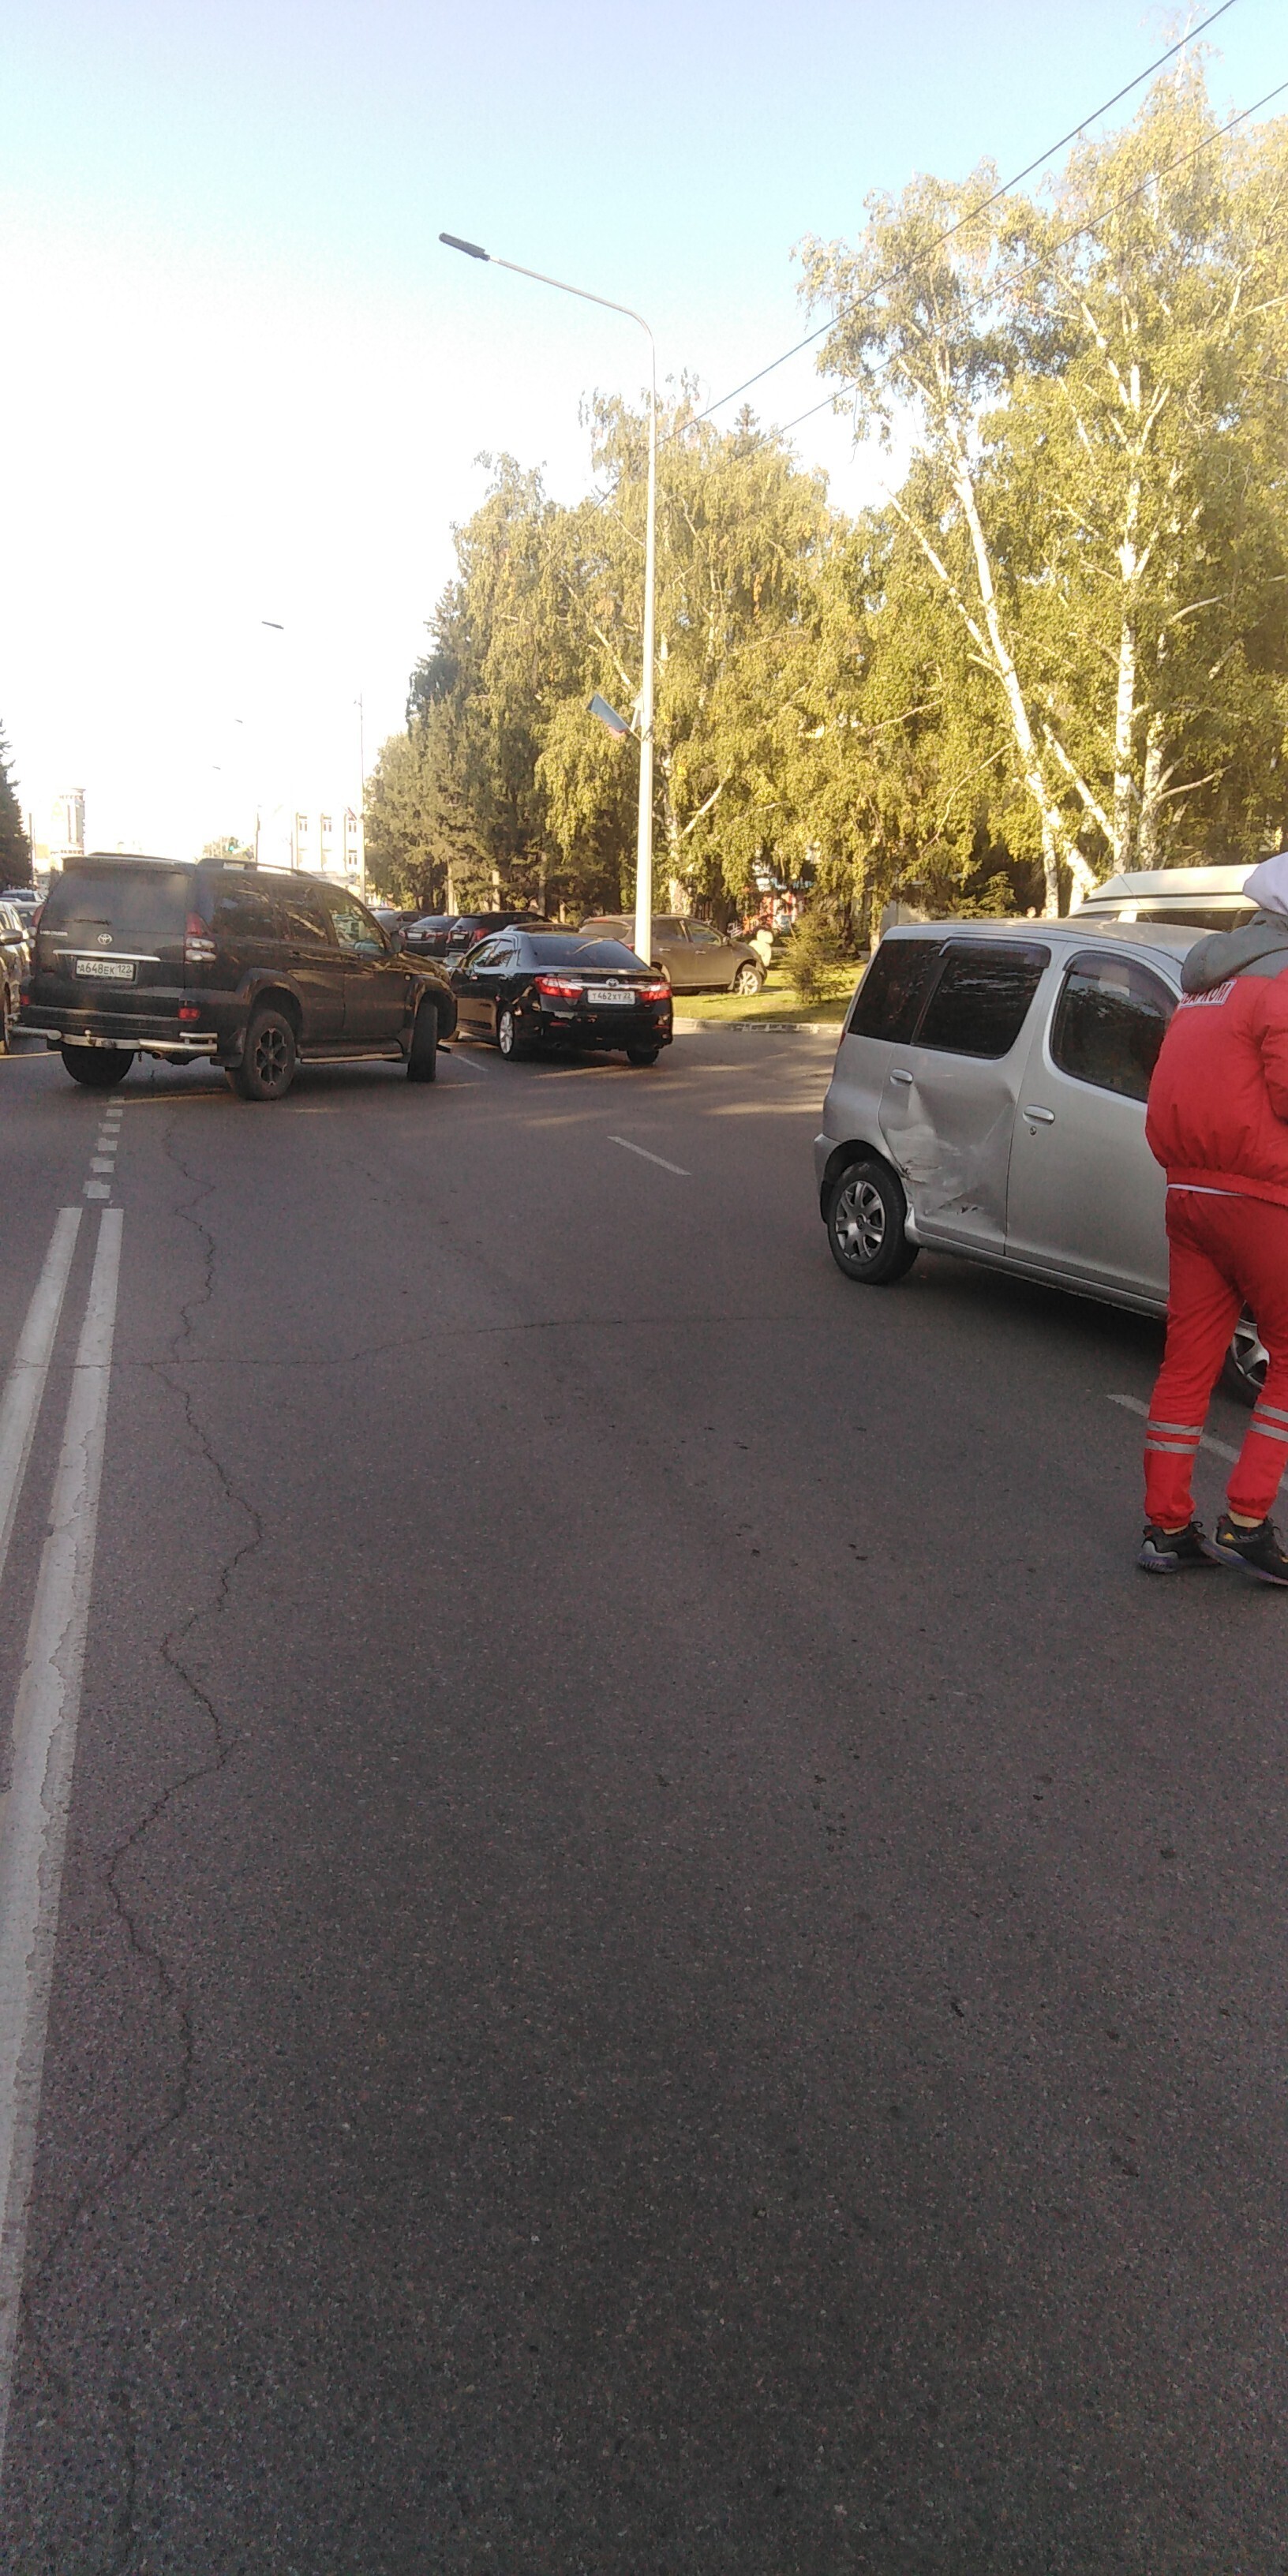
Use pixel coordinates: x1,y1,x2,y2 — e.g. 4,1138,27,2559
687,0,1243,432
772,69,1288,445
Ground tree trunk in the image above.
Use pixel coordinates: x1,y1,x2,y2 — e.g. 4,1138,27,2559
949,451,1080,919
1137,716,1166,868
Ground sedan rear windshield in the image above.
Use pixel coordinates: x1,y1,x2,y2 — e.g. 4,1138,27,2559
41,865,193,945
521,936,642,968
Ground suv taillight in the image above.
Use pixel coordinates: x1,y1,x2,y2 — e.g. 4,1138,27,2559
185,910,216,966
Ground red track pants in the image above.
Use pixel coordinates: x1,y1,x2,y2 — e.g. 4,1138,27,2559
1144,1190,1288,1528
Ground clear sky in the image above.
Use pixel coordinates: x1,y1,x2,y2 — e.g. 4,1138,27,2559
2,0,1282,863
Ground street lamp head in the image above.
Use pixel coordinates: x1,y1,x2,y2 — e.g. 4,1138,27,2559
440,232,490,261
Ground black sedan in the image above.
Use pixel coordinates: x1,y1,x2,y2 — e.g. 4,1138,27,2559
451,930,672,1063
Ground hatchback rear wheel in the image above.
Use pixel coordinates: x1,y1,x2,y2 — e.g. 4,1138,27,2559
826,1157,919,1286
1222,1309,1267,1409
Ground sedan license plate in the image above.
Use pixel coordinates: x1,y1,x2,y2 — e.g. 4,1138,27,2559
75,957,135,982
586,986,634,1005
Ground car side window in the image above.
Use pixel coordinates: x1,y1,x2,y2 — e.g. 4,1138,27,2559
655,919,687,940
1049,951,1174,1103
321,890,386,956
915,942,1050,1059
277,889,331,947
465,938,505,971
211,883,276,942
687,924,720,948
848,938,943,1042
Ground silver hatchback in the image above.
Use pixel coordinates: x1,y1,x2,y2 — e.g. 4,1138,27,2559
813,919,1264,1400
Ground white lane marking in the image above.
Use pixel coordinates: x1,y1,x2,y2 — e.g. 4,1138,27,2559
83,1181,110,1200
608,1135,691,1178
0,1208,122,2477
0,1212,81,1601
90,1159,114,1175
1107,1391,1239,1466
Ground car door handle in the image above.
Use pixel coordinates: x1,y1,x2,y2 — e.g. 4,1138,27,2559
889,1069,913,1086
1022,1104,1056,1124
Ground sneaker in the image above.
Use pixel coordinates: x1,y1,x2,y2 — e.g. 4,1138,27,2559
1205,1513,1288,1586
1136,1518,1217,1574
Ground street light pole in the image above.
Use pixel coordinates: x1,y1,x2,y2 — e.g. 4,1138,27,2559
440,234,657,963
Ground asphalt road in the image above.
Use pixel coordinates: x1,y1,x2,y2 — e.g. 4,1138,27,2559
0,1025,1283,2573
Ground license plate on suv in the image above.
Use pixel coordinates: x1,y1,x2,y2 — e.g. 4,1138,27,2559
586,987,634,1005
75,957,135,982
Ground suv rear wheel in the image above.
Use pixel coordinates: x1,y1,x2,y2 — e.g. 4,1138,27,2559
826,1156,919,1286
62,1044,135,1088
732,960,764,996
230,1005,298,1102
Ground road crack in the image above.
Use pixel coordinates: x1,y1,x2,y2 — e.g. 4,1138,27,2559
19,1132,264,2573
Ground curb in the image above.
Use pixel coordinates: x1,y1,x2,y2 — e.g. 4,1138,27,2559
672,1017,842,1036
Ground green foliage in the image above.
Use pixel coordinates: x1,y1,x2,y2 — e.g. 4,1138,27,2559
398,70,1288,927
0,730,29,886
782,912,841,1005
200,835,253,863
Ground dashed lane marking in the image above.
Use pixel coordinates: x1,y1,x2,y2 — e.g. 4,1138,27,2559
0,1208,123,2478
1108,1391,1239,1466
608,1136,691,1178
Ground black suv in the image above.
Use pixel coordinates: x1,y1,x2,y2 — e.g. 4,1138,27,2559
23,853,457,1101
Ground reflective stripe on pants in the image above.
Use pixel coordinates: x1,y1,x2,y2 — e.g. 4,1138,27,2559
1145,1193,1288,1526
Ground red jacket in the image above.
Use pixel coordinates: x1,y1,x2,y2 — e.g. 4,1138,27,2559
1147,964,1288,1207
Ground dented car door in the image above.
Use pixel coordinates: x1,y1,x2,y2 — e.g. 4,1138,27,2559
876,941,1053,1254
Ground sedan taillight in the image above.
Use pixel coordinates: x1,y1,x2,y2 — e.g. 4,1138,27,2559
638,981,670,1002
185,910,216,966
534,974,583,999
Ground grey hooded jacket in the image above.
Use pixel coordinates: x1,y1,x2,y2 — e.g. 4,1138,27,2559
1181,912,1288,996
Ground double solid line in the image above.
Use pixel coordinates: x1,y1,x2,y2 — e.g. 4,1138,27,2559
0,1207,123,2476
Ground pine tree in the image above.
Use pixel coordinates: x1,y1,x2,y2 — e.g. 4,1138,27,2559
0,729,30,887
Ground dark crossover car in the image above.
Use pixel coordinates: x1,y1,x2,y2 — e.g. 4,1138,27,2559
451,929,672,1063
0,904,28,1051
404,909,556,961
578,914,765,994
22,853,456,1100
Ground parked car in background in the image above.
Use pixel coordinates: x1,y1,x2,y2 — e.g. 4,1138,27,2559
579,914,765,994
22,852,456,1099
0,904,27,1050
1075,863,1256,933
814,917,1264,1403
402,915,459,958
405,909,556,964
451,927,672,1063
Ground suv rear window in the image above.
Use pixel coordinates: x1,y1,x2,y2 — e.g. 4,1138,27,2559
915,942,1050,1058
42,865,192,945
849,938,942,1041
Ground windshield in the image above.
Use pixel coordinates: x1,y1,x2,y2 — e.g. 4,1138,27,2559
41,864,193,943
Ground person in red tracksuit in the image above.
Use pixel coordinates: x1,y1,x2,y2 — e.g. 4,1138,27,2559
1139,852,1288,1582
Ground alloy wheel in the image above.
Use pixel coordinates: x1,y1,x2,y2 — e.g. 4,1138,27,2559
834,1177,887,1264
253,1024,291,1090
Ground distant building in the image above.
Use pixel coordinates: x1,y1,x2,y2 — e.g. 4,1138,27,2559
49,789,85,872
290,807,363,882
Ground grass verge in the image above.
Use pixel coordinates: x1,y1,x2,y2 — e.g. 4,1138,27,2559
676,968,858,1025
